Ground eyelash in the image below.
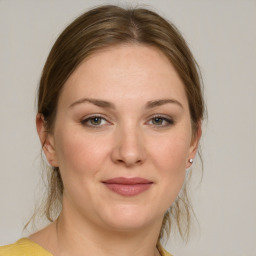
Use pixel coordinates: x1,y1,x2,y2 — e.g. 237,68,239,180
80,114,174,128
147,115,174,127
80,114,109,128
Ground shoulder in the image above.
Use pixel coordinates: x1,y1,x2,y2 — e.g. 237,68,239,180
0,238,53,256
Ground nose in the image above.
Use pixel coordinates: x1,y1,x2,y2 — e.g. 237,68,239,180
111,124,146,167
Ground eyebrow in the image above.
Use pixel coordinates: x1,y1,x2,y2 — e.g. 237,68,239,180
69,97,183,109
69,98,115,109
146,98,183,109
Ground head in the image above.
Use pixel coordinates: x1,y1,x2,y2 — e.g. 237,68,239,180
36,5,204,243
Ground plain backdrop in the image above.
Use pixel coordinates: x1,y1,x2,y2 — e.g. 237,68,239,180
0,0,255,255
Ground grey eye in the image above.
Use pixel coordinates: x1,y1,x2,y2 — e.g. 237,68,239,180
152,117,164,125
148,115,174,127
81,116,108,127
89,117,103,125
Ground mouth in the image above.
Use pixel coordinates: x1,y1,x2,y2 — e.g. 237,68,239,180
102,177,153,197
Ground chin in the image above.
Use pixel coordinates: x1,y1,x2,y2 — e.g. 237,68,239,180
98,204,161,232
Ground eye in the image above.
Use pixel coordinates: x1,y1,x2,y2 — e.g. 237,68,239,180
81,115,109,128
148,115,174,127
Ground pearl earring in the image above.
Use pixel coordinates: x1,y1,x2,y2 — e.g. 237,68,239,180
189,158,193,163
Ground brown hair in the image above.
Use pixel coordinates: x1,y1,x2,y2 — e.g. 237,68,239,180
36,4,204,244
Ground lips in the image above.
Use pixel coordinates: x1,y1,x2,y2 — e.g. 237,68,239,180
102,177,153,197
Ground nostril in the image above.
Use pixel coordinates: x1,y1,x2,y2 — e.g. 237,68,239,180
135,159,143,165
115,157,143,167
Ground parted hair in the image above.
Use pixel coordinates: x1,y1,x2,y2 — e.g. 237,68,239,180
35,4,204,244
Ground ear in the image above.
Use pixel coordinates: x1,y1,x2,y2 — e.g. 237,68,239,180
36,113,59,167
186,121,202,168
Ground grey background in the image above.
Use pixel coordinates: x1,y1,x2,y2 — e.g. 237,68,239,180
0,0,255,255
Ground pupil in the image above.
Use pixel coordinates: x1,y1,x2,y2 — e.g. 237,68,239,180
92,117,101,125
154,117,162,124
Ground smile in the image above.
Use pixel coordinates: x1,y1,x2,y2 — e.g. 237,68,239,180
102,177,153,197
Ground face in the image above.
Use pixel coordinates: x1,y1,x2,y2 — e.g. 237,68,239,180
39,44,200,232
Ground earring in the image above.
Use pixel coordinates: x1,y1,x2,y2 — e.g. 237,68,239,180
189,158,193,164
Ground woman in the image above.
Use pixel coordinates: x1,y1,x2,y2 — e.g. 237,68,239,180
0,4,204,256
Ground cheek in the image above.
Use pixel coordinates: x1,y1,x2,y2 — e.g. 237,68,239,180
150,133,190,173
53,129,113,209
54,129,111,180
148,133,191,202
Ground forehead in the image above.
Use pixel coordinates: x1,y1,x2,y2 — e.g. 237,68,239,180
59,44,188,108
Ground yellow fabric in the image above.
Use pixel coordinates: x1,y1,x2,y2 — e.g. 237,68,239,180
0,238,172,256
158,245,172,256
0,238,52,256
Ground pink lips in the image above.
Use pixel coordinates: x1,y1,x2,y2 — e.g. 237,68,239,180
102,177,153,197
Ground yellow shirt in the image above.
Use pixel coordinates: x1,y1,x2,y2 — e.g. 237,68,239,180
0,238,172,256
0,238,52,256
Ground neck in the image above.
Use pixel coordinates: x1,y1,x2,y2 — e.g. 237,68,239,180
54,209,163,256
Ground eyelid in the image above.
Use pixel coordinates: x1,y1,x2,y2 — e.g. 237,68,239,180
80,113,174,128
80,114,112,128
146,114,174,127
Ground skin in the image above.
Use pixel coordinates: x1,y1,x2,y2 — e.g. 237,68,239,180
33,44,201,256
